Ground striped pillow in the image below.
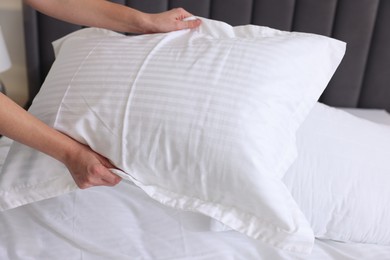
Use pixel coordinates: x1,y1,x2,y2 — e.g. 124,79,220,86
0,18,345,253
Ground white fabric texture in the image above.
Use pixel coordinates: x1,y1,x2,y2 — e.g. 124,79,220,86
283,103,390,245
0,18,345,253
0,137,12,169
342,108,390,125
1,180,390,260
2,114,390,259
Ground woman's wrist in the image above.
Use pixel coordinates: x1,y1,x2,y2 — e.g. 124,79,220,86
59,138,84,166
120,7,150,33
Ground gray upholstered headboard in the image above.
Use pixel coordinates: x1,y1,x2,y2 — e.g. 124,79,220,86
23,0,390,111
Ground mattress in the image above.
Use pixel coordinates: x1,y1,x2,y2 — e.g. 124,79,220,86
0,108,390,260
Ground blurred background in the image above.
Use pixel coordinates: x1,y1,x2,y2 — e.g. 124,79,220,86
0,0,28,107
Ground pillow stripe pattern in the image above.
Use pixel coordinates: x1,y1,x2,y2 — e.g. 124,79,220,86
1,19,345,254
54,20,344,253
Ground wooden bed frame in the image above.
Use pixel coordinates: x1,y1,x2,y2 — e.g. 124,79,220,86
23,0,390,111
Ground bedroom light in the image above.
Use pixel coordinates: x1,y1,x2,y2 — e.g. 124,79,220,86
0,26,11,95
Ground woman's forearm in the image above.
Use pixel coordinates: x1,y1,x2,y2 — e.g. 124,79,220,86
23,0,201,33
0,93,79,164
0,93,121,188
24,0,146,33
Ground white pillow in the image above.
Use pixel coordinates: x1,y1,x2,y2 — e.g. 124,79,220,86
0,137,12,168
283,102,390,245
0,18,345,253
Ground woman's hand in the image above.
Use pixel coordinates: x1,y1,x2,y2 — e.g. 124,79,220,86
142,8,201,33
63,143,121,189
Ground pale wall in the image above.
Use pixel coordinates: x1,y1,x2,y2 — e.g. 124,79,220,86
0,0,28,106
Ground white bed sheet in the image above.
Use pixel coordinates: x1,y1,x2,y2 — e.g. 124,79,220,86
342,108,390,125
0,108,390,260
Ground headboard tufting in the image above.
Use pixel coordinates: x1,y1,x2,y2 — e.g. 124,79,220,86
23,0,390,111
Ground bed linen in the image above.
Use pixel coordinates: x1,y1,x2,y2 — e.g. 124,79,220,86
283,103,390,245
0,19,347,253
1,109,390,260
342,108,390,126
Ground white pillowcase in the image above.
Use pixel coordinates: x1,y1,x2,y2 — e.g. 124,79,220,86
0,18,345,253
283,102,390,245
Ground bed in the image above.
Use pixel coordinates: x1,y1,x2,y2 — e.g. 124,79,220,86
1,0,390,259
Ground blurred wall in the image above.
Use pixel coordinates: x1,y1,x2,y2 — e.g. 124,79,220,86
0,0,28,106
